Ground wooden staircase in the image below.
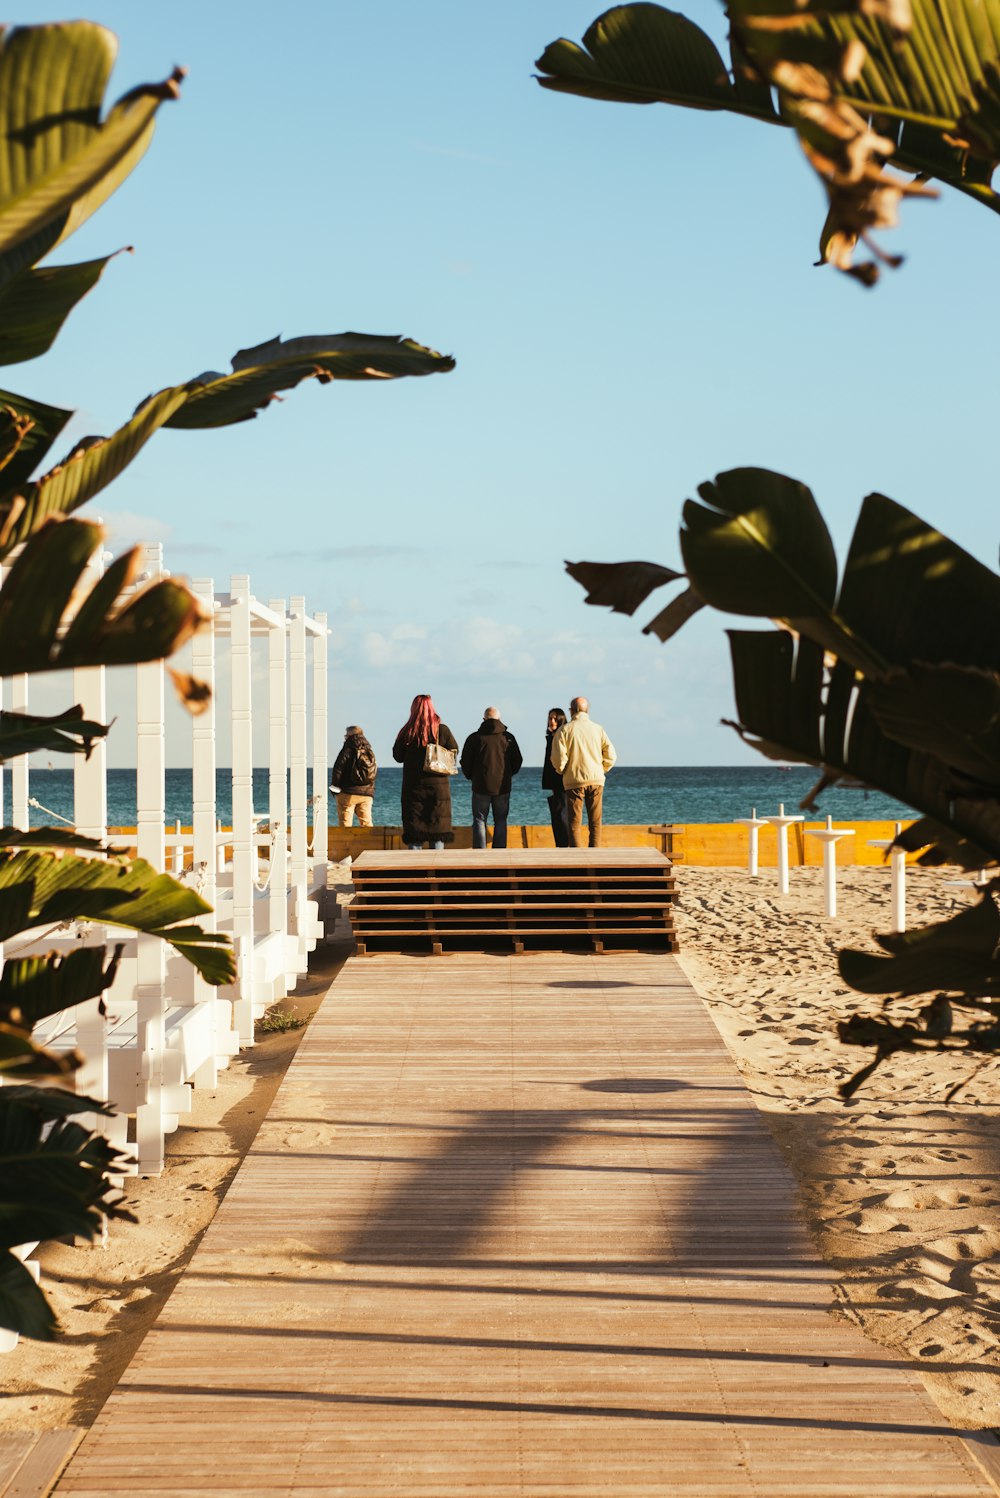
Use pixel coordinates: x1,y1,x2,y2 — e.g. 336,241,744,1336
347,848,677,954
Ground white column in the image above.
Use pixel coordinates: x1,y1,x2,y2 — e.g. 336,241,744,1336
230,576,255,1043
763,804,804,897
190,579,219,1087
289,596,308,929
734,808,766,878
870,822,907,933
10,674,28,831
72,547,108,841
135,542,167,1174
268,599,288,991
804,815,854,918
311,611,329,898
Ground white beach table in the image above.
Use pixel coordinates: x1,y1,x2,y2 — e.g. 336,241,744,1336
763,803,804,895
733,807,767,877
804,814,855,917
868,820,907,932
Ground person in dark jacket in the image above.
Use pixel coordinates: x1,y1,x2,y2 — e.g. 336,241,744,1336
392,694,458,849
542,706,569,847
460,707,523,849
330,724,377,827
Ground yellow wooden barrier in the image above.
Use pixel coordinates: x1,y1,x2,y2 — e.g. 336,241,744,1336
325,820,917,867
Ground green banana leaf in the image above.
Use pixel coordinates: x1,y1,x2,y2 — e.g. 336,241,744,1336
0,827,118,853
839,882,1000,997
0,849,235,984
0,943,123,1028
0,705,109,763
0,387,188,552
0,22,180,290
159,332,457,430
0,388,71,493
0,1085,132,1339
0,517,202,672
0,255,116,366
725,629,1000,867
0,1019,78,1078
536,5,778,119
565,558,685,614
536,1,1000,279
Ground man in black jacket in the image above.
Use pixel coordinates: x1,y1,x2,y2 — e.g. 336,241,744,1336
460,707,523,849
330,724,377,827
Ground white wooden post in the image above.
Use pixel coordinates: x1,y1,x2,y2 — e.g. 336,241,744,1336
72,547,109,842
191,579,220,1087
763,804,804,896
804,815,854,917
268,598,288,994
734,808,767,878
289,595,308,952
135,543,167,1174
10,673,28,831
311,610,329,900
230,576,255,1043
870,821,907,933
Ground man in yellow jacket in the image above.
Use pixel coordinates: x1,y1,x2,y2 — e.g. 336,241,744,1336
549,696,617,848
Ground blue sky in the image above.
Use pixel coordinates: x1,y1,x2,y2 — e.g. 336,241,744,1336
11,1,999,767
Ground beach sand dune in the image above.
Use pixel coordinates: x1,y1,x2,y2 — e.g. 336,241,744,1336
676,862,1000,1429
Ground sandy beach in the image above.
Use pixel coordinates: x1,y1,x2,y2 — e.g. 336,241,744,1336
3,864,998,1438
675,862,1000,1429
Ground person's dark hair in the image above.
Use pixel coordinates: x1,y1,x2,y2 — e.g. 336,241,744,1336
398,694,441,748
548,707,567,730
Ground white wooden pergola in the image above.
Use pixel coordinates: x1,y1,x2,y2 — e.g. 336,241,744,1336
1,546,331,1177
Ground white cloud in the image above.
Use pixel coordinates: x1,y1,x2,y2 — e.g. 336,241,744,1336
361,622,429,669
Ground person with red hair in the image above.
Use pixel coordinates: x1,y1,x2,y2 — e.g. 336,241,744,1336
392,694,458,849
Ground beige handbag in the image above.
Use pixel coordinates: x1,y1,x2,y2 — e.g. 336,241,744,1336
424,740,458,775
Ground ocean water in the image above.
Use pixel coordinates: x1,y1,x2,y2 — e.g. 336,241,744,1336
13,765,913,828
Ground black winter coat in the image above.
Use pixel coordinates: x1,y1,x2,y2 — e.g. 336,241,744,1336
392,723,459,843
331,733,377,797
541,730,563,793
461,719,523,796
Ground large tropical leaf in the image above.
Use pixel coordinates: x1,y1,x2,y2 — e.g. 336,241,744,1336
0,1020,78,1079
0,23,181,290
0,1085,132,1339
0,517,202,671
725,629,1000,866
0,389,71,492
0,943,123,1027
536,1,1000,279
839,882,1000,997
0,849,235,983
0,386,188,551
0,705,109,763
536,4,778,118
0,254,117,366
158,333,457,430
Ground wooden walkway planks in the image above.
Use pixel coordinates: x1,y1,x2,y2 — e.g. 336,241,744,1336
56,952,995,1497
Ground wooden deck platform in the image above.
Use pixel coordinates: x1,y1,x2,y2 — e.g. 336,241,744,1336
56,952,996,1497
348,848,677,955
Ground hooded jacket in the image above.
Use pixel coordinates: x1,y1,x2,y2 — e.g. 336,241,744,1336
460,719,523,797
549,710,616,789
331,732,377,797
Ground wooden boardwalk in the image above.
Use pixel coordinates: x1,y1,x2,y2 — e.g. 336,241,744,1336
56,953,996,1497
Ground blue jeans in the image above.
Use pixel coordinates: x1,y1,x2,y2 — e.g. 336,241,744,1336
472,791,509,849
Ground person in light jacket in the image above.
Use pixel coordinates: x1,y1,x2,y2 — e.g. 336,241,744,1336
392,694,458,849
460,707,523,849
549,696,616,848
541,707,569,847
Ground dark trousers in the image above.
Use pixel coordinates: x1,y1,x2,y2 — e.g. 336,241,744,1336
547,790,569,848
566,783,603,848
472,791,510,848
